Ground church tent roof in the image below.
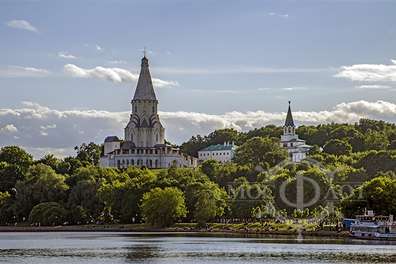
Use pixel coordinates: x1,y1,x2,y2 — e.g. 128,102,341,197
133,56,157,101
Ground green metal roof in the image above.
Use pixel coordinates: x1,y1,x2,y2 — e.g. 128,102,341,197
199,144,235,152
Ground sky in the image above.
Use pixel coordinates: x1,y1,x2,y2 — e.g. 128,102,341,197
1,0,396,158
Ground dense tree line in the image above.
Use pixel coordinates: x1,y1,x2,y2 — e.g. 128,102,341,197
1,118,396,227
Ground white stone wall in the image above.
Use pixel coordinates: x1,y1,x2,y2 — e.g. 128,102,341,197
198,150,234,163
124,99,165,148
104,141,120,155
100,152,197,169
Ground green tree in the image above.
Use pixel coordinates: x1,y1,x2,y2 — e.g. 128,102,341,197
200,159,220,181
0,162,23,192
207,128,240,145
29,202,67,226
37,154,61,171
0,191,10,208
230,181,274,220
191,182,227,225
75,142,102,165
13,164,69,220
234,137,287,168
141,187,187,227
342,175,396,217
364,131,389,150
0,146,33,171
323,139,352,156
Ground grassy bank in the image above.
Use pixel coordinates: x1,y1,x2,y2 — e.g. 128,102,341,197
0,222,349,237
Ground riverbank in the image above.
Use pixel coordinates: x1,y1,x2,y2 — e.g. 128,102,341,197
0,223,349,237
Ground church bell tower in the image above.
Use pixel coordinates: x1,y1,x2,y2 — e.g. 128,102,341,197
124,56,165,147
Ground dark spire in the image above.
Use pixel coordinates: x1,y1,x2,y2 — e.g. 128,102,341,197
132,56,157,101
285,101,295,127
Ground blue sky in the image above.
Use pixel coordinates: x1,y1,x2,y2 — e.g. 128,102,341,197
1,0,396,157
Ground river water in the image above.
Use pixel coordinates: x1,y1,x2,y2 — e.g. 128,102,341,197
0,232,396,263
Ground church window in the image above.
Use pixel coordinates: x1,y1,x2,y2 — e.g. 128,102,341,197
152,106,155,113
131,159,135,165
156,134,159,142
135,106,137,112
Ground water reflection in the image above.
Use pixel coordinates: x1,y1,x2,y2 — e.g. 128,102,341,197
0,232,395,264
126,245,161,261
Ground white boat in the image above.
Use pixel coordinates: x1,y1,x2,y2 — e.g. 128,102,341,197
350,210,396,240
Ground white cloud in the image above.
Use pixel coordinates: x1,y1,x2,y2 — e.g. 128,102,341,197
64,64,178,87
108,60,127,65
58,52,77,59
2,100,396,158
155,66,335,75
335,59,396,82
0,66,50,77
96,45,103,52
268,12,289,18
6,19,38,32
0,124,18,134
281,87,308,91
355,84,392,90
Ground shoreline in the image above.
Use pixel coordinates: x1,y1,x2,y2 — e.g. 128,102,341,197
0,224,349,238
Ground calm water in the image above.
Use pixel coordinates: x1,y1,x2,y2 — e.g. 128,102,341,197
0,232,396,264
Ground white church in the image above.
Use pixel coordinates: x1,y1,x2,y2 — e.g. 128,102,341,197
280,101,312,162
99,56,198,169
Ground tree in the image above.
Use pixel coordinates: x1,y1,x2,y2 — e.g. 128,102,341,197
234,137,287,168
230,181,274,220
0,162,23,192
180,135,207,157
0,191,10,208
13,164,69,220
355,150,396,179
37,154,61,171
342,175,396,217
29,202,67,226
141,187,187,227
200,159,220,181
75,142,102,165
207,128,240,145
0,146,33,171
364,131,389,150
323,139,352,156
191,182,227,225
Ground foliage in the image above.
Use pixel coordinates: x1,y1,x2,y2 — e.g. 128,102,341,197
2,118,396,225
29,202,67,226
234,137,287,169
342,175,396,217
192,182,228,225
0,146,33,171
74,142,102,166
323,139,352,156
141,187,187,227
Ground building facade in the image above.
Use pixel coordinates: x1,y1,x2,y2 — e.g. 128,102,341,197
280,102,311,162
100,56,197,169
198,142,236,163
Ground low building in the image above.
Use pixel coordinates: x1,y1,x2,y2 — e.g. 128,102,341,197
198,142,236,163
99,56,197,169
280,101,312,162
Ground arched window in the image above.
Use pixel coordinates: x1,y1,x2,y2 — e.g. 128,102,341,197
152,105,155,113
135,105,137,112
